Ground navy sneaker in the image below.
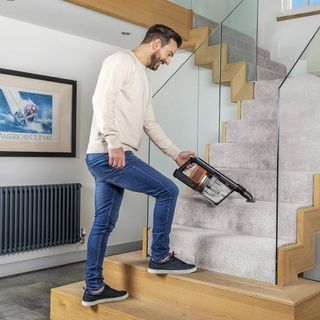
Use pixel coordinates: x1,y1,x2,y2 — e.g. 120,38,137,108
82,283,129,307
148,252,197,275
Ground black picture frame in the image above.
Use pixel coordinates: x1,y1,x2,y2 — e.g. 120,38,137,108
0,68,77,157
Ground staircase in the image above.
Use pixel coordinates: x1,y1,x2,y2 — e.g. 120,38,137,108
193,14,287,82
170,73,320,283
50,3,320,319
211,26,287,82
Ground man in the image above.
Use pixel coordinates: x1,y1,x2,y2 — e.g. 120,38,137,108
82,24,197,307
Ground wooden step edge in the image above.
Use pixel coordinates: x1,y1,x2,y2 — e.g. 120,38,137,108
195,46,215,66
226,61,247,71
198,63,214,70
230,62,248,100
204,143,210,163
236,101,242,120
181,26,210,50
212,79,231,86
52,281,85,299
51,282,138,320
212,44,228,83
232,82,254,102
212,60,243,83
212,43,228,65
221,121,227,143
314,173,320,207
51,281,213,320
218,61,246,76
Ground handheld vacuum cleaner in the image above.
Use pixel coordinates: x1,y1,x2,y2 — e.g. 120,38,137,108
173,157,255,205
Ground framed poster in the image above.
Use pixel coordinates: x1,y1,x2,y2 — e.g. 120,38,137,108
0,68,76,157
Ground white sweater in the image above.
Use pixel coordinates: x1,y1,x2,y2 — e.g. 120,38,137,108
86,50,181,160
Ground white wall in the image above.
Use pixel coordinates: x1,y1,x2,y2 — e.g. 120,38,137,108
259,0,320,70
0,12,236,275
0,16,147,272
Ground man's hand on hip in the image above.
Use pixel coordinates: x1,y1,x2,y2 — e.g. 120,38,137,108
176,151,196,169
108,147,125,169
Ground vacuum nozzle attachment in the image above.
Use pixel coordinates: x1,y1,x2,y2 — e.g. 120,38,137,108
236,187,255,203
246,194,256,203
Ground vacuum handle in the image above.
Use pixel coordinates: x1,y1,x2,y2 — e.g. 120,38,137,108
176,157,194,172
173,157,200,190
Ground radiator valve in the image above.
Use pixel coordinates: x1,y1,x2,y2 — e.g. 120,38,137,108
80,227,86,244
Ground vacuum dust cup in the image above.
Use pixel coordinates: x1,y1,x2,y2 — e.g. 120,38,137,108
173,157,255,205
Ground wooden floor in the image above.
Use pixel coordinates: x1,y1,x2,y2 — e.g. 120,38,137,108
0,261,85,320
51,251,320,320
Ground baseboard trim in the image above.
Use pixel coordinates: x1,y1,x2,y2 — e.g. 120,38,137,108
0,240,142,278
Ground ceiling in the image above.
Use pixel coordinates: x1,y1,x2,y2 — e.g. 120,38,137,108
0,0,147,49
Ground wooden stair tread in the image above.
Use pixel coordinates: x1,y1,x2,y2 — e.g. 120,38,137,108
52,281,217,320
181,27,210,50
104,250,320,306
51,251,320,320
232,81,254,101
213,61,246,83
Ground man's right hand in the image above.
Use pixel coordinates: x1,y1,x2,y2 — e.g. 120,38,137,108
108,147,125,169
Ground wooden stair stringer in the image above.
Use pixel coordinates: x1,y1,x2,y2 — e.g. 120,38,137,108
211,42,254,101
278,174,320,286
233,81,255,101
181,27,216,67
213,60,254,102
182,27,254,102
180,27,210,51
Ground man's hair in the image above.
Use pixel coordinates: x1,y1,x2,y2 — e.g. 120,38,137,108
141,24,182,48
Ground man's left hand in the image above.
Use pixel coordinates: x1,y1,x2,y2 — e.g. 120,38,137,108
176,151,196,168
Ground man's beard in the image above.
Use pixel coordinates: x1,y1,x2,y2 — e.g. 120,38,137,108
148,50,163,71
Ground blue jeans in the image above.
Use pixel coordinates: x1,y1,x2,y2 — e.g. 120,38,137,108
85,151,179,291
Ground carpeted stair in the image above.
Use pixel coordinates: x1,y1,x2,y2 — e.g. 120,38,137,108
167,74,320,284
